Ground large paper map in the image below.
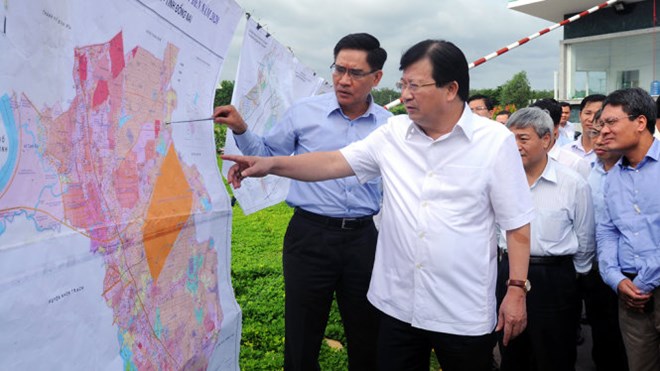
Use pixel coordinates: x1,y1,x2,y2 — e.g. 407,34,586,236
0,0,242,369
222,18,327,214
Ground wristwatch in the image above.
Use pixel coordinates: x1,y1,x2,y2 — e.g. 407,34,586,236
506,279,531,294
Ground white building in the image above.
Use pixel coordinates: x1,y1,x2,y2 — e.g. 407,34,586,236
509,0,659,102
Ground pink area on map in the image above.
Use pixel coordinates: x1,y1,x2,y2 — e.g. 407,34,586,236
1,30,223,369
109,32,125,78
77,52,87,84
92,80,109,108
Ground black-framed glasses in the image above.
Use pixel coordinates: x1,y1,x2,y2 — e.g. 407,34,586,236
600,114,638,127
330,63,378,79
395,80,437,93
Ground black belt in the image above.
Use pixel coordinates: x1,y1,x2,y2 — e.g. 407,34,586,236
294,208,373,230
502,251,572,265
622,271,638,280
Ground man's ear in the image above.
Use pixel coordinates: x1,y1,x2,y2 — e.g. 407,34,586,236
445,81,459,101
371,70,384,88
542,132,552,150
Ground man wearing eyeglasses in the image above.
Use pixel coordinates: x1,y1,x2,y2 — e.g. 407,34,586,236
596,87,660,371
213,33,391,370
222,39,534,371
468,94,495,119
584,118,629,371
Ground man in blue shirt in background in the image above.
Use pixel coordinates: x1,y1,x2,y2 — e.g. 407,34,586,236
213,33,391,370
596,87,660,371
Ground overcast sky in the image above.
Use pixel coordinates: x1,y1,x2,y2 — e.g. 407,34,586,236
218,0,565,91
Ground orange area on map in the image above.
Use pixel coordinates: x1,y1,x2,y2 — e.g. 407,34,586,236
142,144,193,283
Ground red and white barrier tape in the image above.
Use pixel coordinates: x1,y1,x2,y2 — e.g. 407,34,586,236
384,0,621,110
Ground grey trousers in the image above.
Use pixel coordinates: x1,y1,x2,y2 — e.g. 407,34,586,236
619,286,660,371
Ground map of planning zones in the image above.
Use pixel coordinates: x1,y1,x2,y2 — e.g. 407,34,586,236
0,0,242,369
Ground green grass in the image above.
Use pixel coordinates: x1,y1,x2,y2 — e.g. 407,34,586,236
230,201,349,370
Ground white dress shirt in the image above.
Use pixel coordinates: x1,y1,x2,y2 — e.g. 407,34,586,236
559,121,577,142
528,159,595,273
341,106,534,336
563,138,597,166
548,142,591,179
500,159,596,274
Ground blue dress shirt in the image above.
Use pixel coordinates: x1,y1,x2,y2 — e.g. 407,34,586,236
233,92,392,218
588,160,607,225
597,139,660,293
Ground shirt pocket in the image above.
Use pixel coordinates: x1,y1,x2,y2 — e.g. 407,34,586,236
536,209,570,244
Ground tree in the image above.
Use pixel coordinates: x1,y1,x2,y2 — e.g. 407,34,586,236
214,80,234,106
213,80,234,152
468,87,501,106
500,71,532,109
371,87,400,106
532,89,554,100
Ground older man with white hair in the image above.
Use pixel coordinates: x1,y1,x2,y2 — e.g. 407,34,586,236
498,107,595,371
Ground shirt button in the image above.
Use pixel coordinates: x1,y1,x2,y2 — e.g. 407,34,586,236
418,231,426,238
416,263,423,269
428,172,434,177
634,232,639,236
422,201,429,208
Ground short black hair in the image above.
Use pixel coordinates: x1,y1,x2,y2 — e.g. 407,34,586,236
656,95,660,119
497,110,511,117
560,102,571,108
579,94,606,112
602,88,656,134
333,33,387,71
468,94,494,111
529,98,562,126
399,40,469,101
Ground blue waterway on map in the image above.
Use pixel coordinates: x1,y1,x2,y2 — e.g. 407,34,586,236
156,137,167,156
200,197,211,212
118,114,131,128
0,94,19,193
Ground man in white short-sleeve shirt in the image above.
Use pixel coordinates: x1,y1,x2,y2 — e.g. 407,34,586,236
223,39,534,371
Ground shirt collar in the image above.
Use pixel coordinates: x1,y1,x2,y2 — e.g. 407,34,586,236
618,138,660,168
326,93,376,120
592,159,607,174
405,103,474,142
531,156,557,189
548,143,560,160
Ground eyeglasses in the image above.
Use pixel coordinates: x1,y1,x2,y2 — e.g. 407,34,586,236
330,63,378,80
586,129,601,139
395,80,436,93
470,106,488,112
600,114,638,127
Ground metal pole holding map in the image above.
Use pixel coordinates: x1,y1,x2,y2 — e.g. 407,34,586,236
384,0,621,110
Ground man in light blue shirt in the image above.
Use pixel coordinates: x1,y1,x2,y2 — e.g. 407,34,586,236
585,118,629,371
597,87,660,371
214,33,391,370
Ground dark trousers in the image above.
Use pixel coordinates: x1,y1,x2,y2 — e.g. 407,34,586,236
377,311,496,371
578,268,629,371
282,211,379,371
497,256,579,371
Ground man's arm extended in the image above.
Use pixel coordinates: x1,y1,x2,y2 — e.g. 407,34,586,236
221,151,354,188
